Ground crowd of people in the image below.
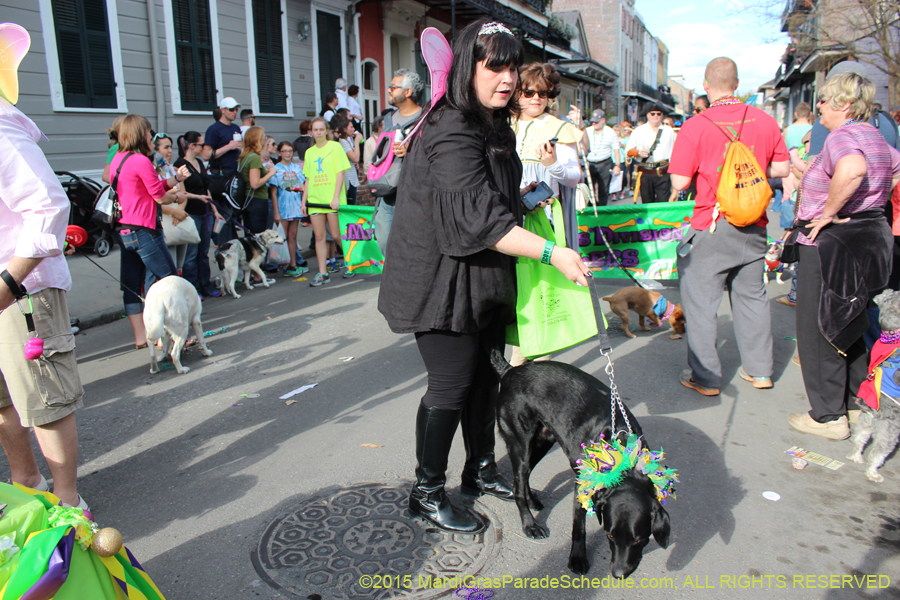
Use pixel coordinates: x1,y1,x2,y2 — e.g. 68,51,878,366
2,14,900,543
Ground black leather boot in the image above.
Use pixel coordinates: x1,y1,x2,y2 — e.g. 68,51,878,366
409,403,486,533
460,385,515,502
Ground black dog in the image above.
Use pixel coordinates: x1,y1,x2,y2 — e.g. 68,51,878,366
490,349,671,577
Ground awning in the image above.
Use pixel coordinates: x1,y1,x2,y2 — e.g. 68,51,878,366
800,47,853,74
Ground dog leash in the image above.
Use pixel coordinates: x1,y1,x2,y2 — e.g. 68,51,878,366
75,247,146,301
576,140,652,291
585,272,634,440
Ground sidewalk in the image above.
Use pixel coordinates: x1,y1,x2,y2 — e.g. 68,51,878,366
66,225,319,330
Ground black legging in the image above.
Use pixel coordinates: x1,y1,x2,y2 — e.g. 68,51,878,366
415,329,499,409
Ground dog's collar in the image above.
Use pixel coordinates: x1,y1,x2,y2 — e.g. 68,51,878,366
880,328,900,345
653,297,675,324
575,433,678,514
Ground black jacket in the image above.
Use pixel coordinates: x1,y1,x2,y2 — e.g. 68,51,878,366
813,212,892,351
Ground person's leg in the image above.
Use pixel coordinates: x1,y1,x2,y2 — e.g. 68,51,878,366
595,159,612,207
374,199,395,258
411,329,485,533
117,234,147,345
639,170,654,204
725,225,773,379
132,230,178,288
327,212,344,258
346,184,357,206
653,171,671,203
182,238,201,292
588,163,602,204
32,413,78,506
245,197,268,234
678,227,731,389
795,245,852,423
0,403,42,489
311,214,328,274
287,220,298,267
193,213,214,294
0,289,83,505
174,244,187,272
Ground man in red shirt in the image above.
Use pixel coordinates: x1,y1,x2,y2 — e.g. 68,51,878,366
669,57,790,396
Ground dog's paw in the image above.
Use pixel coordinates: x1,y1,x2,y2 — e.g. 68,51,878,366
847,452,865,464
523,523,549,539
866,470,884,483
232,293,241,299
149,365,159,374
201,347,213,357
567,554,590,575
246,284,255,290
175,365,191,374
669,333,682,340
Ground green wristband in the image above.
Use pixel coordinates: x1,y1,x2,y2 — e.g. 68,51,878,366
541,240,555,265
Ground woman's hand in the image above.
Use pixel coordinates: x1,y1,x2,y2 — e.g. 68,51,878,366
176,165,191,182
550,245,590,287
805,215,850,242
538,141,557,167
567,105,583,129
170,208,189,225
393,141,408,158
330,197,340,211
212,207,223,221
520,182,538,197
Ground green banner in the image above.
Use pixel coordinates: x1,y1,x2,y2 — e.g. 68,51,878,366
339,202,695,280
576,201,695,280
339,205,384,274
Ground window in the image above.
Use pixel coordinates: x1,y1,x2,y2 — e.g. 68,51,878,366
251,0,288,114
363,61,377,91
50,0,116,108
173,0,217,111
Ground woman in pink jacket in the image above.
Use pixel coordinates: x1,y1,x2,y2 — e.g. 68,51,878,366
109,114,189,347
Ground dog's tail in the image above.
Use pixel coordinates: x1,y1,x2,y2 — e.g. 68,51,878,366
144,310,164,346
489,347,514,379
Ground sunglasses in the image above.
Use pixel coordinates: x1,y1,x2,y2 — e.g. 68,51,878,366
648,112,663,116
693,108,701,113
522,89,554,99
150,130,169,142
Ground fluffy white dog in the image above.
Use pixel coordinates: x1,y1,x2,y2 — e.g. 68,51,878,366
143,276,213,374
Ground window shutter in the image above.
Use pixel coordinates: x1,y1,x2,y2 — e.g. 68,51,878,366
253,0,287,114
173,0,217,111
52,0,116,108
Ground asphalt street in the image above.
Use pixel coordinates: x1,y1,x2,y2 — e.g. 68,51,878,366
2,204,899,600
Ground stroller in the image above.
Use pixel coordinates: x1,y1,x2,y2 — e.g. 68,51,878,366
55,171,113,256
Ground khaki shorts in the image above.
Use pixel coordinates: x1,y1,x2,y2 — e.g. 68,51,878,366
0,288,83,427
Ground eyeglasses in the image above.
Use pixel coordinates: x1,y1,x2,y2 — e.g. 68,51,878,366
279,148,294,153
648,112,663,116
388,85,403,91
816,95,827,106
522,89,554,99
693,108,701,114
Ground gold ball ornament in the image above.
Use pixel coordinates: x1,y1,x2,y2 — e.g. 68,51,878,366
91,527,123,558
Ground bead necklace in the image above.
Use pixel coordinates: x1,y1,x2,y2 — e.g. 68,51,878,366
880,329,900,344
709,95,742,108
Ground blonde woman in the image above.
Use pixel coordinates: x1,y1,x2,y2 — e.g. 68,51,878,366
302,117,352,286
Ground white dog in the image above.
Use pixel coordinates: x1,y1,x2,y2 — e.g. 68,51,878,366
215,229,285,299
143,276,213,374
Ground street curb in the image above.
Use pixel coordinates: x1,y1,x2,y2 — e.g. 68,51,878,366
76,306,125,332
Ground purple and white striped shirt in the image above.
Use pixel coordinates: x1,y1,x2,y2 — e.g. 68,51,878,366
797,122,900,245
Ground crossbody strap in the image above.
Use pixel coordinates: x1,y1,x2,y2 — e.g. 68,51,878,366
641,127,664,163
111,152,135,193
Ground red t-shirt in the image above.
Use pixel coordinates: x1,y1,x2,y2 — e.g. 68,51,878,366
669,104,789,231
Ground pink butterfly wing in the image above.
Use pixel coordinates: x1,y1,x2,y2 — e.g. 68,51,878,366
420,27,452,107
0,23,31,105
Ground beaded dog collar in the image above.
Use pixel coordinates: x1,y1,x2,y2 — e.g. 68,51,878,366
575,433,678,515
880,328,900,344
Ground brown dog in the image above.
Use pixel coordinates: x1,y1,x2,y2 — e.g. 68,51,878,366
602,287,685,339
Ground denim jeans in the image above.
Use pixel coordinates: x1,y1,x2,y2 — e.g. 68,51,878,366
182,213,214,295
119,228,177,314
239,196,269,234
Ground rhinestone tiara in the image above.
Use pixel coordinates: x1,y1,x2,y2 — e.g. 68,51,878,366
478,22,514,36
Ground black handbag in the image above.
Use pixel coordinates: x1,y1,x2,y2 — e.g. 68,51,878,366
107,152,134,226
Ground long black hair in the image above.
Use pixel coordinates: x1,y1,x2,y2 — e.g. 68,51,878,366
443,18,524,159
177,131,203,158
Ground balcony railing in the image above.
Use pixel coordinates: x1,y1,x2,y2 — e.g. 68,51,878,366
518,0,547,14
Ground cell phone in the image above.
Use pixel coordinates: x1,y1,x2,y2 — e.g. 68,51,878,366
549,138,558,146
522,181,554,211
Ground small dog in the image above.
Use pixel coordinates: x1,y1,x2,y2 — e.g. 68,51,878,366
764,240,785,284
215,229,285,299
847,289,900,482
491,349,672,577
602,287,685,340
143,276,213,374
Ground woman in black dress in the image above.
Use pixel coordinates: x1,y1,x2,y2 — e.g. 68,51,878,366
378,19,589,534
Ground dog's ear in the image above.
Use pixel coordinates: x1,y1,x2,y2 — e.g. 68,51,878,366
591,487,615,525
651,498,671,548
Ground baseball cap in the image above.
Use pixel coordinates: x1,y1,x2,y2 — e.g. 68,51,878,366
219,97,240,109
589,109,605,123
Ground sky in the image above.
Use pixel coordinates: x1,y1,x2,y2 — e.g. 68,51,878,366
634,0,789,95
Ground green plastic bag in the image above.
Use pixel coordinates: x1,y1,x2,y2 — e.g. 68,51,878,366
510,202,598,358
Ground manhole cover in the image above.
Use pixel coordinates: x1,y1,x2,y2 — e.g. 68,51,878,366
252,483,498,599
